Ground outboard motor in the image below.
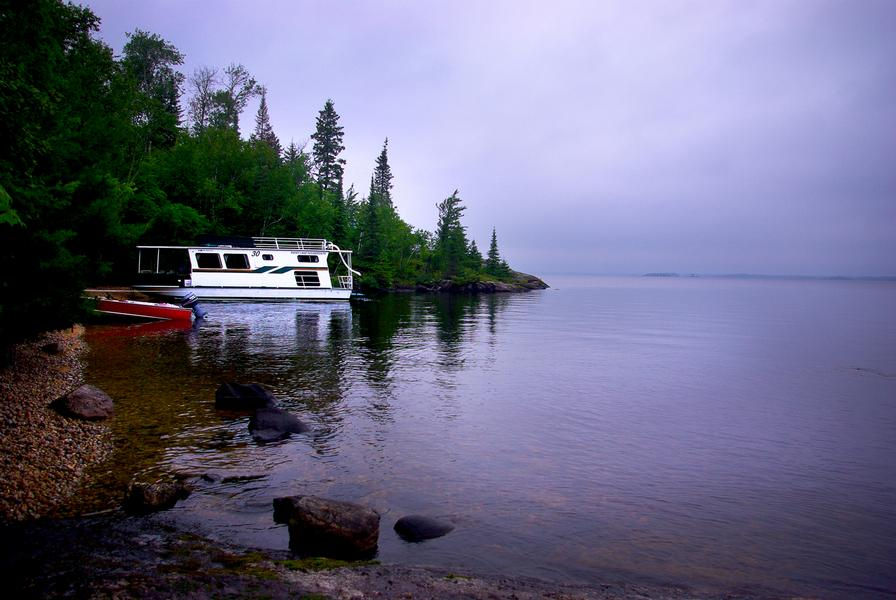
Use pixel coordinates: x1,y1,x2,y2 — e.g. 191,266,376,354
180,292,209,319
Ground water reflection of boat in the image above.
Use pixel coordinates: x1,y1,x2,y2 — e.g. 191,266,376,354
88,318,195,338
134,236,360,302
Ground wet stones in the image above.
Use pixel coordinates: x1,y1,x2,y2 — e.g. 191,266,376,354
124,481,191,514
52,384,114,420
273,495,380,559
249,407,308,443
394,515,454,542
214,383,277,410
215,382,309,443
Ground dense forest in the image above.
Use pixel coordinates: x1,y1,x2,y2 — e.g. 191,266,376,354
0,0,527,347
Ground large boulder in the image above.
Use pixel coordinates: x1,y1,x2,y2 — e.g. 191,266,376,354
52,384,113,420
249,407,308,443
124,481,191,514
273,495,380,559
215,383,277,410
394,515,454,542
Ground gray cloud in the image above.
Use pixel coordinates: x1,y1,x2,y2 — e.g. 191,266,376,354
86,0,896,275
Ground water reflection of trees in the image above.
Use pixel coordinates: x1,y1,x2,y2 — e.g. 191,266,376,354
81,295,515,500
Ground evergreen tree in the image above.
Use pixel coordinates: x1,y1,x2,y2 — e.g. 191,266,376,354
310,99,345,198
467,239,483,271
250,88,281,158
485,227,512,278
434,190,469,278
283,140,300,165
370,138,393,208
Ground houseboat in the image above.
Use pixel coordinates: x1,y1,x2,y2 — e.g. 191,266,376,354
134,236,359,301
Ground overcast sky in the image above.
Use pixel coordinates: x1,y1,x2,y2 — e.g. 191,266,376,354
85,0,896,276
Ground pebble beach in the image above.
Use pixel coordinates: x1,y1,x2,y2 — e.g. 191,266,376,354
0,326,112,522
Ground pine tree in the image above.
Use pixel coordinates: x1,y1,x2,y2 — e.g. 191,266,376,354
434,190,468,278
467,239,483,271
370,138,393,208
485,227,507,277
282,140,310,187
250,88,281,158
310,99,346,198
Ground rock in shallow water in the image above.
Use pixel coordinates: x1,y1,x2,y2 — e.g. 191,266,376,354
273,495,380,559
393,515,454,542
124,481,191,514
52,384,113,420
249,407,308,443
214,382,277,410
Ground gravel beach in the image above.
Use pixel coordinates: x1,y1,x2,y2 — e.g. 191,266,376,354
0,326,112,522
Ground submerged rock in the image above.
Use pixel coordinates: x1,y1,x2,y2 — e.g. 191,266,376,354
249,407,308,443
273,495,380,559
52,384,113,420
214,382,277,410
124,481,191,514
394,515,454,542
249,407,308,434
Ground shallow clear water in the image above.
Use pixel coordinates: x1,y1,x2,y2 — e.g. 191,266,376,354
83,276,896,598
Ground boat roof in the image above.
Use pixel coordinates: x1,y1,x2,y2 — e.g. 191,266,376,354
138,236,334,252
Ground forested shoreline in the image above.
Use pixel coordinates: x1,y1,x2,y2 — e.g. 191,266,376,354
0,0,539,348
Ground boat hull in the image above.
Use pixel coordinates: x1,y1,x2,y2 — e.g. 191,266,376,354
134,286,353,302
96,298,193,321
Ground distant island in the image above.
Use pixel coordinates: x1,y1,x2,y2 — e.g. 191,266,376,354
643,273,896,281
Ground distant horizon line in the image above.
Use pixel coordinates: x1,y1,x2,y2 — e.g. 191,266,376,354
536,272,896,281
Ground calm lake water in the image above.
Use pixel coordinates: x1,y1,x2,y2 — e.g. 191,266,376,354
83,276,896,598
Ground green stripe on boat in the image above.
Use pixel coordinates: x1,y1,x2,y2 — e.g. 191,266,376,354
253,266,276,273
272,266,296,274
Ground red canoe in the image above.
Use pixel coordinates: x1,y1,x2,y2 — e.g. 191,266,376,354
95,298,193,321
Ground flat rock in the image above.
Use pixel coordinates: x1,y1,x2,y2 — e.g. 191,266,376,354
273,495,380,559
52,384,113,420
394,515,455,542
214,382,277,410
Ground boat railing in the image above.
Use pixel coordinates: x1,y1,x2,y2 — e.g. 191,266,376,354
337,275,353,289
252,237,328,250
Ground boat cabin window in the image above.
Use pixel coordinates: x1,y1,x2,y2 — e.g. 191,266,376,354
262,254,274,261
296,255,320,263
196,253,222,269
138,248,190,274
294,271,320,287
224,253,250,269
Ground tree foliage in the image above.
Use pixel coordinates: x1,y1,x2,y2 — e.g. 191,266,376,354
250,88,281,158
310,99,346,199
0,1,522,349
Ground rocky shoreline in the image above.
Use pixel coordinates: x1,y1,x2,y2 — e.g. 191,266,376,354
1,513,788,600
395,271,550,294
0,327,795,599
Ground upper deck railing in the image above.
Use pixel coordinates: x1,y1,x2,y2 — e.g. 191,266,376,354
252,237,328,250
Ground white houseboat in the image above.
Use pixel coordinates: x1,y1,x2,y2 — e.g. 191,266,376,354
134,236,359,301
